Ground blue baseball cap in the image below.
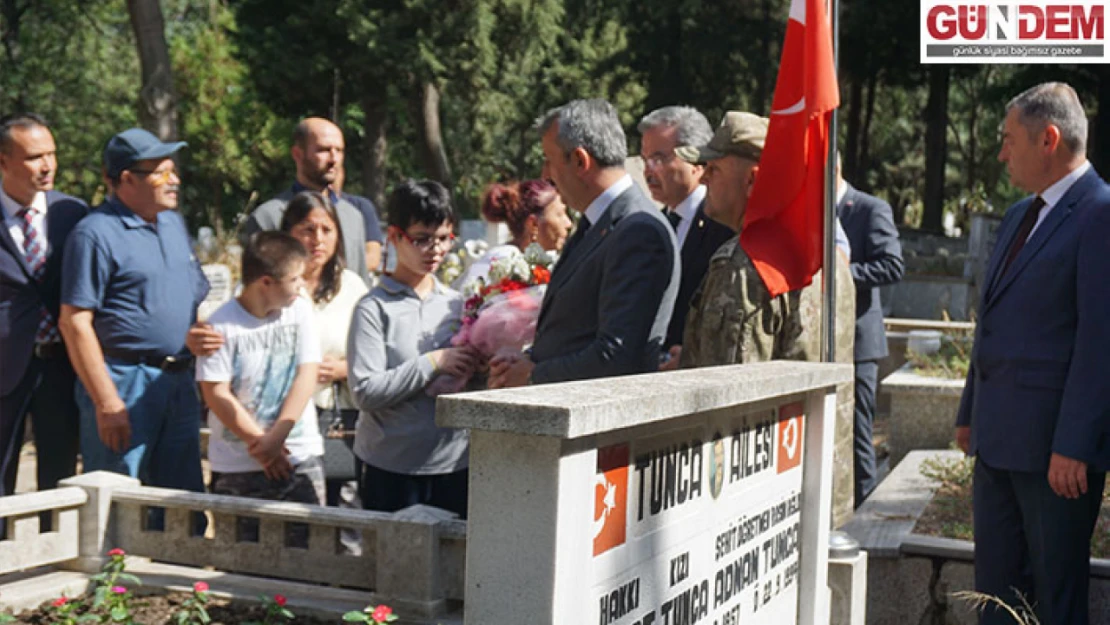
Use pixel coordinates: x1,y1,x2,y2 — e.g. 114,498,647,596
103,128,187,178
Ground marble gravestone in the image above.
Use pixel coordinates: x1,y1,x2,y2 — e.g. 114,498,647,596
438,361,852,625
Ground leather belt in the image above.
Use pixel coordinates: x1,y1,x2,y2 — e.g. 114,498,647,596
33,342,67,360
102,348,195,373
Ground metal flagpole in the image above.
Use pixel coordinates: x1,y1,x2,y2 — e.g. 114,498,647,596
822,0,840,364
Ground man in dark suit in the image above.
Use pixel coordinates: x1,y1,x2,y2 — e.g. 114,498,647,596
0,113,86,500
835,167,904,506
489,99,679,387
955,82,1110,625
637,106,735,368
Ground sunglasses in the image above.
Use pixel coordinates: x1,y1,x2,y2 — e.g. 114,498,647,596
127,167,177,186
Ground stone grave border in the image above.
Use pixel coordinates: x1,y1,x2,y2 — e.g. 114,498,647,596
843,450,1110,625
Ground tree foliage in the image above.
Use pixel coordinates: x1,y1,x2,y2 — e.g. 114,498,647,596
2,0,1107,232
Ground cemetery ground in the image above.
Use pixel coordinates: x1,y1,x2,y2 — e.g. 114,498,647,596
7,589,339,624
915,453,1110,559
5,436,377,625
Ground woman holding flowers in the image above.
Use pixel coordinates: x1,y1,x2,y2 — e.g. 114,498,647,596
454,179,572,287
346,180,479,518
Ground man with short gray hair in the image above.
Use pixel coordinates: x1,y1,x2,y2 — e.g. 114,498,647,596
955,81,1110,625
489,99,680,387
638,106,734,357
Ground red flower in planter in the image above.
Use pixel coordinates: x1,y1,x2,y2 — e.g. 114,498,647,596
372,605,393,622
107,548,125,557
111,586,127,594
274,594,287,607
52,597,68,607
193,581,209,593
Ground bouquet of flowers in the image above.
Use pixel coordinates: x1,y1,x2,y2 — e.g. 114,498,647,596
427,243,556,395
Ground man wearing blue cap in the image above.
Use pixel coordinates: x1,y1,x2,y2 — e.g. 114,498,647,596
58,128,209,494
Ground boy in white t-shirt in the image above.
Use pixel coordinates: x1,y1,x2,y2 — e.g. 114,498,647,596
196,231,325,510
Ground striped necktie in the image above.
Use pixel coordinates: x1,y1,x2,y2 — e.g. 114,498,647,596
17,207,59,342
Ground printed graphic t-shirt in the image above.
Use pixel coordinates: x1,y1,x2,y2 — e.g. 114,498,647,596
197,296,323,472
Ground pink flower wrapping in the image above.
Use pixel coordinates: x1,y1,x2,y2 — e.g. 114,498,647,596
426,285,546,396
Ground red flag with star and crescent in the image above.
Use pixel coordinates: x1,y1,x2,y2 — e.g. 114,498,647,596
740,0,840,298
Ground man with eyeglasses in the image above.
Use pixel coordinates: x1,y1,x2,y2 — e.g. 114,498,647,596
0,113,88,508
59,128,209,498
638,106,734,369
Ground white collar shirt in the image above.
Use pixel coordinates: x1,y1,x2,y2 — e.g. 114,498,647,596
1029,160,1090,240
836,179,849,206
583,174,633,227
0,185,48,256
668,185,705,249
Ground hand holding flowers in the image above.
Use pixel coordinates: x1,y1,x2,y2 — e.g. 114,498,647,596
426,243,556,396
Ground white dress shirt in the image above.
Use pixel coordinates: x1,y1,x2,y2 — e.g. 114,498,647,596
668,185,706,249
1028,160,1091,241
583,174,634,226
0,186,48,256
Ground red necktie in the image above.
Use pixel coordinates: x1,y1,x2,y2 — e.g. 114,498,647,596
17,207,59,342
1000,196,1045,277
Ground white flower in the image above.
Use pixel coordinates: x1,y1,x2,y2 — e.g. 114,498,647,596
522,242,556,267
464,239,489,261
438,253,463,284
488,253,513,283
461,277,485,298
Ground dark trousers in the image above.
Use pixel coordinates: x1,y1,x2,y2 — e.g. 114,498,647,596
852,360,879,506
0,355,80,497
358,462,468,519
973,456,1105,625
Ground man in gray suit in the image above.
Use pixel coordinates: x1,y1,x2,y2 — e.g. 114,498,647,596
489,99,679,387
240,117,369,282
836,166,904,506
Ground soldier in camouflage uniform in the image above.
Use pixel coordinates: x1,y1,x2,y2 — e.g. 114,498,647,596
675,111,855,367
675,111,852,367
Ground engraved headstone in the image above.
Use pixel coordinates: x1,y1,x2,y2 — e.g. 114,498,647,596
198,263,233,322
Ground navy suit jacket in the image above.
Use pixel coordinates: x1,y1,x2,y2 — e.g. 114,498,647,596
956,167,1110,472
665,200,735,348
531,185,680,384
0,190,89,395
837,184,905,361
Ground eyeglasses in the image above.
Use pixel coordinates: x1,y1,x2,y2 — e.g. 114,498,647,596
127,167,178,185
643,152,677,169
398,230,456,251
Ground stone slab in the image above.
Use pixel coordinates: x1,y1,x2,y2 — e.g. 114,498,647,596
0,569,88,614
0,487,86,517
881,367,965,396
901,534,974,562
111,485,394,529
883,318,975,334
883,275,972,321
882,369,964,465
437,361,852,439
841,450,962,557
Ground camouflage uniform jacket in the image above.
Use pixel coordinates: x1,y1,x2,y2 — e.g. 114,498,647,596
680,238,855,367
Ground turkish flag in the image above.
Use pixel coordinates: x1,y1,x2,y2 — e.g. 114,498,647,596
740,0,839,297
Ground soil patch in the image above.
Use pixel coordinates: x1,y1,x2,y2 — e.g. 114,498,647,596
8,590,341,624
915,453,1110,558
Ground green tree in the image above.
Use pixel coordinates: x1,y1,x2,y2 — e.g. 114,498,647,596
168,0,288,229
1,0,139,202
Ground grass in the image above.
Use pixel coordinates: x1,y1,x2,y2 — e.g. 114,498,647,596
916,453,1110,558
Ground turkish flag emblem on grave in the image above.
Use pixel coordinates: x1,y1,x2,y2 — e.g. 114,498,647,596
777,403,805,474
593,444,629,556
